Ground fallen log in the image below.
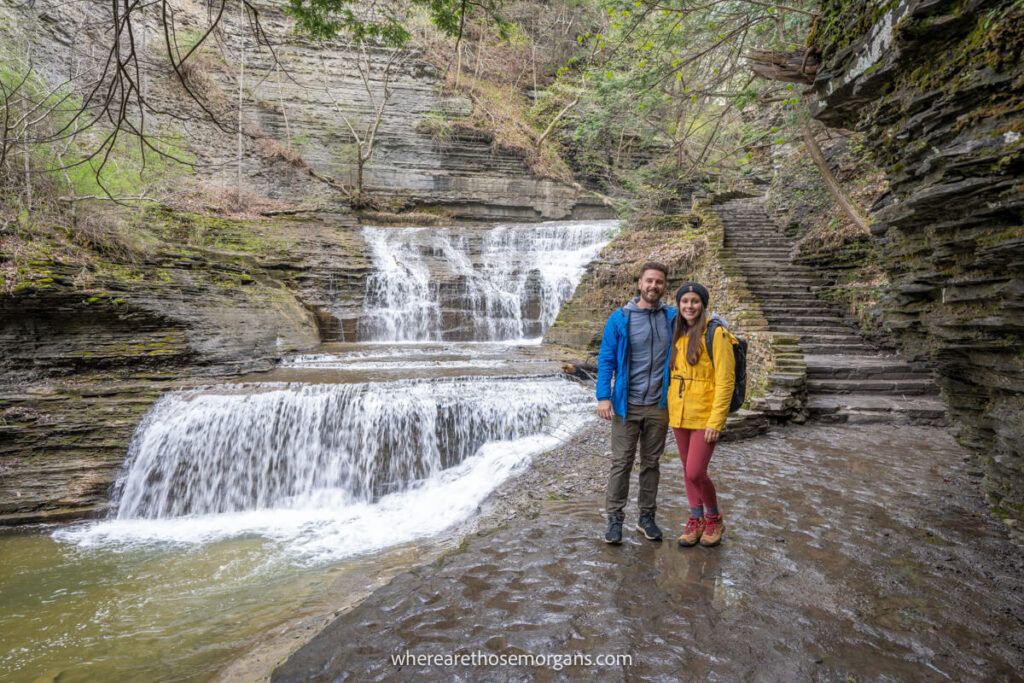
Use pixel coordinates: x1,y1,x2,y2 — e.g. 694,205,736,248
562,362,597,381
747,48,820,84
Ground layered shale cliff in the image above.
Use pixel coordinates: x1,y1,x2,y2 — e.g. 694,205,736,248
0,0,601,220
0,212,374,522
810,0,1024,535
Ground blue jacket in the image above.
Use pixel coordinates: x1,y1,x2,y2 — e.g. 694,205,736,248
596,304,677,418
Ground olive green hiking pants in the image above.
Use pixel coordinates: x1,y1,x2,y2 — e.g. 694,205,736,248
605,403,668,517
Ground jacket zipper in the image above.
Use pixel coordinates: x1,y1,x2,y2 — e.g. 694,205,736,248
646,312,656,403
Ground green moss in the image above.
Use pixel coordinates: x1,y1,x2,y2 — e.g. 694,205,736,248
814,0,901,54
11,275,56,294
142,206,290,256
94,262,146,283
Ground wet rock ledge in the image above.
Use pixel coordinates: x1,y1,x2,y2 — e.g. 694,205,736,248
272,423,1024,681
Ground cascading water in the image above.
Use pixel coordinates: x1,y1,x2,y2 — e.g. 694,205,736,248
61,217,618,563
113,377,589,519
359,220,616,342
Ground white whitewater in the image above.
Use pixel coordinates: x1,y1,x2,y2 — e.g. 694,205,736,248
61,376,590,564
359,220,616,342
114,377,588,518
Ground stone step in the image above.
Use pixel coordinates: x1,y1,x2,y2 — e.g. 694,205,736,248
762,315,848,325
729,268,809,276
756,293,824,300
747,289,818,297
744,278,824,286
734,260,801,268
745,280,817,287
771,324,859,335
760,304,838,312
807,393,947,425
740,269,818,277
804,356,933,380
807,378,939,395
758,297,829,305
794,335,870,346
799,342,876,355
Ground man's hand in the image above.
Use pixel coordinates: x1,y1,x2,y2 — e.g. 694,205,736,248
704,428,721,443
597,400,614,421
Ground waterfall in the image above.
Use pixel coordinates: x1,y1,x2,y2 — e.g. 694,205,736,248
113,377,590,519
359,220,617,342
66,218,615,557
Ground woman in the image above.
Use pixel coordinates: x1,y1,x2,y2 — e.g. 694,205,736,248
667,282,737,548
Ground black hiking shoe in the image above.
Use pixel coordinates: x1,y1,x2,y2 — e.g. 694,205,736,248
635,513,663,541
604,513,625,544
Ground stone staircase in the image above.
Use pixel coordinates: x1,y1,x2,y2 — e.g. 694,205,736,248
716,198,947,425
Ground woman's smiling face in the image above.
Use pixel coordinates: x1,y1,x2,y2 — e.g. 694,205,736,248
678,292,703,323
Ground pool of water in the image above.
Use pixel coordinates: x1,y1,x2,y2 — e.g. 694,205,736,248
0,530,448,681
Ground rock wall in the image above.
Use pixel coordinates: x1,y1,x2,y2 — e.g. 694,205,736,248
811,0,1024,536
0,213,370,522
0,0,601,220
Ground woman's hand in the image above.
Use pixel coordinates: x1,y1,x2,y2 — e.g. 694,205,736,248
704,428,720,443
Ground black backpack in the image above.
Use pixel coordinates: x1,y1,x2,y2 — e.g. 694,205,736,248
705,319,747,413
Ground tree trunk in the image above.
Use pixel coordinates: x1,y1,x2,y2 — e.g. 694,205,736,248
355,157,364,205
236,1,245,200
801,123,870,233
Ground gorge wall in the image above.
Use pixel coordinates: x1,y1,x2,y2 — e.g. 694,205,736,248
0,0,603,220
0,212,373,522
811,0,1024,536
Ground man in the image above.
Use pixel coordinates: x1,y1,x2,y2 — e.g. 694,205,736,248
596,262,676,544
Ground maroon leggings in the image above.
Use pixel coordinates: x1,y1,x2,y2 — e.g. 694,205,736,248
672,428,718,512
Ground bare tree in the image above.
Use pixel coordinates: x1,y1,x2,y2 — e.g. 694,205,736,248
320,42,409,207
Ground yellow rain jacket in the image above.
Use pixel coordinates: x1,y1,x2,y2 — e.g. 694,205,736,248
667,323,738,432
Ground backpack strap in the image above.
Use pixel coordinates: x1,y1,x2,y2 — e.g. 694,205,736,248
705,319,720,368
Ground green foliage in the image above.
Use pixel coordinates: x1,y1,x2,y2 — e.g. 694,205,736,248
550,0,815,190
286,0,511,46
1,39,192,204
414,111,455,147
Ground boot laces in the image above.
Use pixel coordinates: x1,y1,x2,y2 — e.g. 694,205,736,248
704,515,720,535
684,516,703,534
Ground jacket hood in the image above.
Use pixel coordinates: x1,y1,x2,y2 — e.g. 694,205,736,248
625,297,666,313
708,312,729,328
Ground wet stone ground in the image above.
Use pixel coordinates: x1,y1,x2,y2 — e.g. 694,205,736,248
274,424,1024,682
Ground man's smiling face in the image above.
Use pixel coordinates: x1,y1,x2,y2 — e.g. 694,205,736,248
637,269,666,306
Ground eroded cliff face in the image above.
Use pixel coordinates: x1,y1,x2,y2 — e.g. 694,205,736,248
0,213,372,522
811,0,1024,535
0,0,599,220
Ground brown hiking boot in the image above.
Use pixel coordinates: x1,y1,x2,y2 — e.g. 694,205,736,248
677,516,705,547
700,514,724,547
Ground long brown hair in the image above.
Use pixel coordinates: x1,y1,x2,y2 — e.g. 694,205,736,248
669,307,708,370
